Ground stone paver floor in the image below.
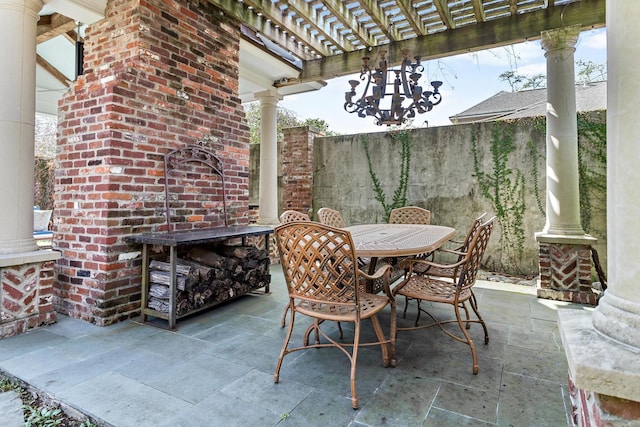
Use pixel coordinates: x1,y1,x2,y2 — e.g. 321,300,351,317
0,265,592,426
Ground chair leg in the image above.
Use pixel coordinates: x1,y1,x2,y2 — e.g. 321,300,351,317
274,308,296,383
280,304,289,327
414,299,422,327
459,301,471,329
402,296,411,318
369,314,390,367
454,302,479,375
350,320,361,409
469,291,489,344
303,320,321,346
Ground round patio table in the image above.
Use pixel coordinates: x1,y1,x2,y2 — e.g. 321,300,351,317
344,223,456,259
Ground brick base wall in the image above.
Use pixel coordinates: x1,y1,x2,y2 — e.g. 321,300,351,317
538,243,598,305
568,369,640,426
1,260,57,338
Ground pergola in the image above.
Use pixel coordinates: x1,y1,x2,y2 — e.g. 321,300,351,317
2,0,640,423
34,1,605,107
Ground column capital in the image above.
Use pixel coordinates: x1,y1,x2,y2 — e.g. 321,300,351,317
256,89,282,105
541,24,581,54
0,0,43,17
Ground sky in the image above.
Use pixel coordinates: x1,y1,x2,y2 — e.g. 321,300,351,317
278,28,607,135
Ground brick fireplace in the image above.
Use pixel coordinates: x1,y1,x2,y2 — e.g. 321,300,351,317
53,0,251,326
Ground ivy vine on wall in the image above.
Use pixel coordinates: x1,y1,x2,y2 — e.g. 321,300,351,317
361,129,412,222
576,112,607,233
528,113,607,233
472,121,530,272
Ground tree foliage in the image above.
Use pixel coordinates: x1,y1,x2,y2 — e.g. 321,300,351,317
499,60,606,92
243,102,337,144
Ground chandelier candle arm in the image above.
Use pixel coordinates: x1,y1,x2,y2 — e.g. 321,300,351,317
343,49,443,126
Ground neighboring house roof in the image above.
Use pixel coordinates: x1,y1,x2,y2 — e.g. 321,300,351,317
449,81,607,124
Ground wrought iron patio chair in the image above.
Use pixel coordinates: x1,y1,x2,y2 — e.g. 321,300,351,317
414,212,488,280
387,206,432,311
393,216,496,374
388,206,431,225
279,210,311,223
317,207,346,228
400,212,487,318
278,210,311,327
273,221,396,409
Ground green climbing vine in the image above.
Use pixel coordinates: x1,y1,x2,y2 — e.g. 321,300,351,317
472,122,527,271
527,113,607,233
576,112,607,232
472,114,606,274
529,117,547,216
361,129,412,222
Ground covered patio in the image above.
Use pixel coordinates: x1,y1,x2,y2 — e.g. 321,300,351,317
0,265,589,426
1,0,640,425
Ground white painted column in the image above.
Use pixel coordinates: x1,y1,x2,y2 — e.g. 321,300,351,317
256,90,281,225
592,1,640,349
0,0,42,254
539,25,584,237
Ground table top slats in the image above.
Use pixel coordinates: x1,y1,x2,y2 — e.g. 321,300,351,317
344,224,456,257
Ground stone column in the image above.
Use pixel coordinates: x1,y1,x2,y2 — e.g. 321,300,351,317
592,2,640,350
540,25,583,237
0,0,41,254
256,90,281,225
535,25,597,304
558,3,640,424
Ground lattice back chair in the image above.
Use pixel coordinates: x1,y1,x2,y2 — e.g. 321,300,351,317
279,210,311,224
388,206,431,225
278,210,311,327
317,206,379,277
317,207,346,228
393,216,496,374
273,221,396,409
387,206,432,307
413,212,488,279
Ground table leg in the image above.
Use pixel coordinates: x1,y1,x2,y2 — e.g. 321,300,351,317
141,244,149,324
168,246,177,329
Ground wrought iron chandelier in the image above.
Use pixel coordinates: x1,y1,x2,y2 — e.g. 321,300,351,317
344,49,443,126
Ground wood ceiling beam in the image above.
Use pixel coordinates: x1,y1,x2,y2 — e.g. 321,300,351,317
470,0,487,23
433,0,455,30
283,0,358,54
509,0,518,15
211,0,330,58
394,0,428,36
320,0,379,49
299,0,605,81
37,54,71,86
357,0,402,42
37,13,77,44
63,30,84,45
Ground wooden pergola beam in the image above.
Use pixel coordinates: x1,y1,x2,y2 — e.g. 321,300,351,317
299,0,605,81
37,13,77,44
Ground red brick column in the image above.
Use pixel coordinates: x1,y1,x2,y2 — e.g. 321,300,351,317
54,0,249,325
281,126,320,217
538,243,598,305
1,260,57,338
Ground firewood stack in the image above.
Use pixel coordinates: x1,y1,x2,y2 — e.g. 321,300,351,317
147,245,271,315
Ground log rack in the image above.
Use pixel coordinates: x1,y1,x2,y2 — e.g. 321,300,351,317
126,145,273,329
127,225,272,329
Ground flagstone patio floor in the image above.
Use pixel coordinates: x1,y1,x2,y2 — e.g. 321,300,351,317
0,264,592,426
